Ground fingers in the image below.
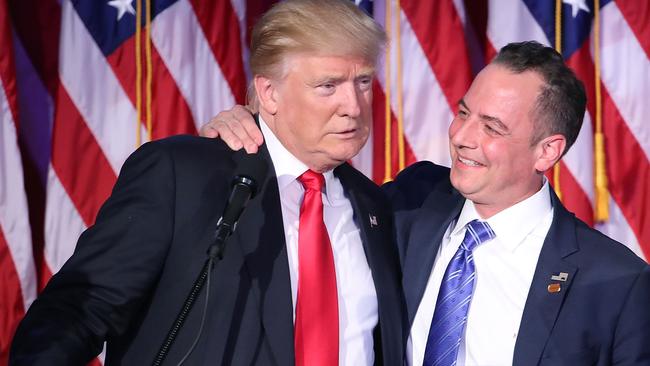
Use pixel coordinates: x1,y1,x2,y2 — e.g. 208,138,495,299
206,116,245,151
223,114,259,153
232,106,264,147
200,105,264,153
200,123,220,138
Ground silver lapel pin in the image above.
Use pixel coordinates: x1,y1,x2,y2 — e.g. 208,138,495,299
551,272,569,282
369,214,378,227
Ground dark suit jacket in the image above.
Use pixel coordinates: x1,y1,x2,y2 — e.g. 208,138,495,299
383,161,650,366
10,136,405,365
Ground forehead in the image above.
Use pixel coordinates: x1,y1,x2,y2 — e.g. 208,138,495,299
464,64,544,128
282,53,375,76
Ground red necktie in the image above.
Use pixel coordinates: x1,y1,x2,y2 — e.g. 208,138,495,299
294,170,339,366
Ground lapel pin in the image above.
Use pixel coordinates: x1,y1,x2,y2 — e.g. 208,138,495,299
547,283,561,293
369,214,378,228
551,272,569,282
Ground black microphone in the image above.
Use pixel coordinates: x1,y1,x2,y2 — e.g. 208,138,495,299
208,151,269,259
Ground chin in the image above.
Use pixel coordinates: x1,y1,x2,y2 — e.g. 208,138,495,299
333,145,363,160
329,155,354,167
449,169,462,187
450,175,474,197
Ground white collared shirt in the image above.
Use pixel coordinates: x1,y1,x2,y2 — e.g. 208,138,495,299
407,182,554,366
260,118,378,366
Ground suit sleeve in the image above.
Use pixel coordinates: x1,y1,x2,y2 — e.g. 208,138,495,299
10,141,177,366
612,265,650,365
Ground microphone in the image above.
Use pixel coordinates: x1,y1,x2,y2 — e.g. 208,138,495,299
208,151,269,259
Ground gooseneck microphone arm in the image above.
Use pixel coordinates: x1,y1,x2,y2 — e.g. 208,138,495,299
153,152,268,366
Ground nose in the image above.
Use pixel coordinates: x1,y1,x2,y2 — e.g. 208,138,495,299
338,82,362,118
449,115,478,149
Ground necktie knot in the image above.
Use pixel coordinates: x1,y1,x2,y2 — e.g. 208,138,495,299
462,219,496,252
298,170,325,192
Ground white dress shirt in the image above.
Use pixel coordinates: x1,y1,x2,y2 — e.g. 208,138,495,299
407,182,554,366
260,118,378,366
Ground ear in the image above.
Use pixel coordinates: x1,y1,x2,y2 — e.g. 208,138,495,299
534,134,566,172
253,75,279,115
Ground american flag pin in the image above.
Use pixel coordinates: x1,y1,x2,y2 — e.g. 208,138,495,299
550,272,569,282
369,214,378,227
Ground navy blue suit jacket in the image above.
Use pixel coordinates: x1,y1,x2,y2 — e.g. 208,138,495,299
11,136,405,365
384,161,650,365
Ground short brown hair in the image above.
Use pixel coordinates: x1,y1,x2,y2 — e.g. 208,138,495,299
493,41,586,156
248,0,386,107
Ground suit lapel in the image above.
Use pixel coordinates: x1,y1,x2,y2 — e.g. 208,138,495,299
512,192,579,365
335,164,393,287
402,189,464,325
232,144,295,366
334,163,403,366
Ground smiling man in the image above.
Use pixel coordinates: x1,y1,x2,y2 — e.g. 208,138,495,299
390,42,650,366
202,41,650,365
10,1,404,365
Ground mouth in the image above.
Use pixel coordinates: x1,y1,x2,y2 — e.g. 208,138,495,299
457,155,484,168
333,128,359,139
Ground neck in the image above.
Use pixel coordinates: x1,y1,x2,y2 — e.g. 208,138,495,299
473,178,545,219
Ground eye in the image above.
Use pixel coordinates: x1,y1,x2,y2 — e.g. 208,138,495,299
316,82,336,96
457,109,468,118
357,76,373,91
484,124,502,135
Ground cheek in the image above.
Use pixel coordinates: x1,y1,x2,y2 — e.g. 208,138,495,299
448,118,461,140
356,89,373,116
482,141,501,158
484,142,533,176
360,89,373,107
296,121,321,145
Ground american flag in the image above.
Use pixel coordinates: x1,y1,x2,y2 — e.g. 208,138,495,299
1,0,648,363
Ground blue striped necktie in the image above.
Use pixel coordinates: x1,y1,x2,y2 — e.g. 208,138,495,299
423,219,496,366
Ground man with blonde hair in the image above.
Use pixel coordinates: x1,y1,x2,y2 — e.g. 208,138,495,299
11,1,405,365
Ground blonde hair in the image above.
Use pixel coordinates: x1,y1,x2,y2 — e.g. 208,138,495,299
247,0,386,109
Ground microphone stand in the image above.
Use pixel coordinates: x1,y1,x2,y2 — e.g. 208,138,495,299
151,224,231,366
152,178,252,366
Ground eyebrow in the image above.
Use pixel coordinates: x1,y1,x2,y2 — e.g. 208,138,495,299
310,67,375,85
310,75,345,86
458,98,510,132
355,71,374,81
357,67,375,78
